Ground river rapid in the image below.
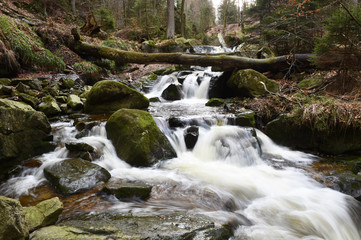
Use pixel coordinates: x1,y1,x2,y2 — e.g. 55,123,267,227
1,48,360,239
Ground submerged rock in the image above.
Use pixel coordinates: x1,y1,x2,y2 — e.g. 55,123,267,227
43,158,111,195
30,211,231,240
103,180,152,200
227,69,279,97
84,80,149,114
0,99,52,178
106,109,176,167
161,83,183,100
0,196,29,240
23,197,63,232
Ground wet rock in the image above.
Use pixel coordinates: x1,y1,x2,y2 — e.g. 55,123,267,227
177,71,193,84
106,109,176,167
0,196,29,240
184,126,199,150
103,180,152,200
43,158,111,195
59,78,75,89
65,142,95,153
67,94,83,111
23,197,63,232
227,69,279,98
0,99,52,178
206,98,224,107
331,172,361,201
149,97,161,102
38,95,61,117
168,117,187,128
265,114,361,155
74,120,99,132
161,83,183,100
75,129,90,139
29,211,231,240
84,80,149,114
228,111,256,128
208,71,232,99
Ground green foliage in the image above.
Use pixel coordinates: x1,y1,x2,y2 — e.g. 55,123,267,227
0,15,65,71
218,0,239,25
314,6,361,62
98,7,115,32
73,61,101,74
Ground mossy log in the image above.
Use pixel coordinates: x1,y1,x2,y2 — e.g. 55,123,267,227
69,30,313,72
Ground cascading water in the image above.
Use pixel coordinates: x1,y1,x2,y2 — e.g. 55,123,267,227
0,46,360,239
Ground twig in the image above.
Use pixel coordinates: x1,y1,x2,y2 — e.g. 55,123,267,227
260,81,303,108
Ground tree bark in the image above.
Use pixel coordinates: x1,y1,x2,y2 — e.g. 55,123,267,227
180,0,186,38
69,35,314,72
167,0,175,39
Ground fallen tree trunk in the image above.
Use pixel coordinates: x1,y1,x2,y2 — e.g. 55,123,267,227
69,30,314,72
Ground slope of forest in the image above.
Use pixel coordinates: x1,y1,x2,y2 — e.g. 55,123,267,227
0,0,361,239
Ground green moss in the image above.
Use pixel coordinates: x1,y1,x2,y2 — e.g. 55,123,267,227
0,15,65,71
101,40,132,51
205,98,224,107
73,61,102,84
297,77,323,89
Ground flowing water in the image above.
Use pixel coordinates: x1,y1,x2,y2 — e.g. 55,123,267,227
1,48,360,239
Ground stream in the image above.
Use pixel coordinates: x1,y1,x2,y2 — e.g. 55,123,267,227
1,47,361,239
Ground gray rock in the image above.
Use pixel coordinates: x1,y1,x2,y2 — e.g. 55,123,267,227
161,84,183,100
184,126,199,150
67,94,83,111
0,196,29,240
103,180,152,200
43,158,111,195
30,211,231,240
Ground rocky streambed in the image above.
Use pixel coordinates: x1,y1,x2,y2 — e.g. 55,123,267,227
0,65,360,240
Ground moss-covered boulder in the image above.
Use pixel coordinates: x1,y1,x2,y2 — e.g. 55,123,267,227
297,77,323,90
228,111,256,128
227,69,279,97
29,211,231,240
0,196,29,240
43,158,111,195
206,98,224,106
106,109,176,167
18,93,40,109
265,114,361,155
67,94,83,111
103,180,152,200
38,95,61,117
59,78,75,89
23,197,63,232
84,80,149,114
0,99,52,178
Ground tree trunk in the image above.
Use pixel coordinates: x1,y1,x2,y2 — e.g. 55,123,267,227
180,0,186,38
69,34,314,72
167,0,175,39
71,0,76,14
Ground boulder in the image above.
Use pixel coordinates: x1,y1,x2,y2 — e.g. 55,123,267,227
38,95,61,117
265,114,361,155
161,83,183,100
208,71,232,99
18,93,40,109
59,78,75,89
227,69,279,98
29,211,231,240
11,78,42,91
184,126,199,150
106,109,176,167
23,197,63,232
84,80,149,113
0,99,52,178
206,98,224,107
67,94,83,111
103,180,152,200
0,196,29,240
228,111,256,128
43,158,111,195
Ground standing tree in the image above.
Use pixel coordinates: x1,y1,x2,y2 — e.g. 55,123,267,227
167,0,175,38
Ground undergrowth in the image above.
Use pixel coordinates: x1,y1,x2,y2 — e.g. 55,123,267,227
0,15,65,71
